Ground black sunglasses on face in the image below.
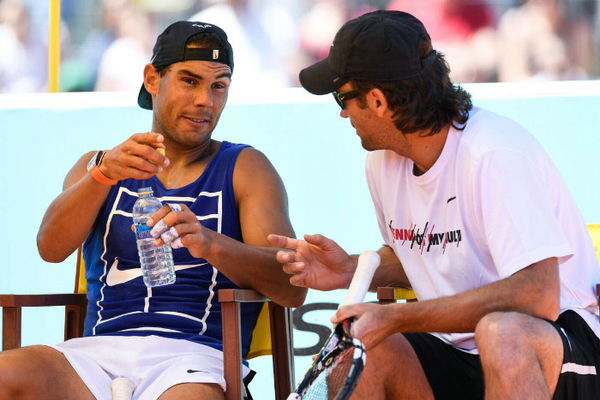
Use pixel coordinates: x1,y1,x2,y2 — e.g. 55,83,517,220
332,89,360,109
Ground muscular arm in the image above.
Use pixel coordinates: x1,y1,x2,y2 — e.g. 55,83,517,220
393,257,559,331
37,132,167,262
336,257,560,348
369,244,410,290
37,152,112,262
179,148,306,307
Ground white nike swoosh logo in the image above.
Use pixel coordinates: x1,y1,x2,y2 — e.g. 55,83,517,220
105,258,208,286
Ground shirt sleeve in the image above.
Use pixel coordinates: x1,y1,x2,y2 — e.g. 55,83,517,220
475,149,573,278
365,152,391,246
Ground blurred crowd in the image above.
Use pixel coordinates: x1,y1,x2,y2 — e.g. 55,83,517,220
0,0,599,93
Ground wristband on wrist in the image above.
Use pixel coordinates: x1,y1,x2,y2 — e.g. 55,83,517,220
90,165,118,185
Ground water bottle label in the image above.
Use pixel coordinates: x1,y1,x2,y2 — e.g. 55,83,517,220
135,223,153,240
135,223,151,232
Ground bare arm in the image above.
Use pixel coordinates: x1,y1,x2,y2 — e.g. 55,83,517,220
334,257,560,349
369,244,410,290
148,148,306,307
37,152,112,262
37,132,168,262
212,147,306,306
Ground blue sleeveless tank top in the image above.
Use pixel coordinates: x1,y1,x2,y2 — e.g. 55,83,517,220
82,141,262,356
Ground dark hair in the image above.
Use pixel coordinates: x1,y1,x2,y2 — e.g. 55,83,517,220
353,42,472,136
155,32,229,77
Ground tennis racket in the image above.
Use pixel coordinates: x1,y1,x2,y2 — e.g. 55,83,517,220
287,250,381,400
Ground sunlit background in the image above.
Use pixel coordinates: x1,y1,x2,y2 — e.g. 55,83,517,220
1,0,599,94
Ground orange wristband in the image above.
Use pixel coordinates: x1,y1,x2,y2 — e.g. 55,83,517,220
90,165,118,185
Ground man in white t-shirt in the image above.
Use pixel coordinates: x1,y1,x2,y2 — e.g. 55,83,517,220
268,10,600,400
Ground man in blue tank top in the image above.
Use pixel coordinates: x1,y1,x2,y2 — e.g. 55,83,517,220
0,21,306,400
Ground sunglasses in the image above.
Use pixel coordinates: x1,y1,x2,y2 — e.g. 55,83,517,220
332,89,360,109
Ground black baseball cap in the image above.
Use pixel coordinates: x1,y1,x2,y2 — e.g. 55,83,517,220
299,10,436,95
138,21,234,110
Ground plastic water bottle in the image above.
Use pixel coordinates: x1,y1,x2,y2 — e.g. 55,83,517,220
132,187,176,287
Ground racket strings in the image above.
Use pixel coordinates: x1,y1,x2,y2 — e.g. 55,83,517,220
300,346,355,400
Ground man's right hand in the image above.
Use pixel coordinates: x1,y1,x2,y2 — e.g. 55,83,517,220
98,132,169,181
267,233,356,291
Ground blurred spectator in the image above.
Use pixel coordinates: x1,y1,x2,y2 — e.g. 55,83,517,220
0,0,47,92
388,0,498,82
299,0,349,63
94,0,152,91
60,0,124,91
496,0,598,81
190,0,297,89
2,0,600,93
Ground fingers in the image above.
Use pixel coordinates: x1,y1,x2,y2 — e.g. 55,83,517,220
126,133,169,171
147,203,182,227
304,233,339,251
331,304,359,325
288,274,308,287
132,131,164,147
267,233,301,250
147,203,194,248
101,132,169,180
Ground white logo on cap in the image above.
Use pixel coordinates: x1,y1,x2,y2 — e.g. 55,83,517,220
212,49,219,59
192,23,212,29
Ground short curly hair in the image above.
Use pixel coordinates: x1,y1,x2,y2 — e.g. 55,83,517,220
352,40,472,136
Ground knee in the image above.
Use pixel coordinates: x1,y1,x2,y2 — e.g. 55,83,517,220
475,311,530,353
0,351,26,398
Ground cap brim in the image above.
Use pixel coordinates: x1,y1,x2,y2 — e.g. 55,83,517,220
138,84,152,110
299,57,344,95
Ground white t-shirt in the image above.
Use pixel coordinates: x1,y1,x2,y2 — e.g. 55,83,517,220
366,107,600,352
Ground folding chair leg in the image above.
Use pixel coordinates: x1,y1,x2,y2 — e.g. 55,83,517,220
222,301,244,400
2,306,22,351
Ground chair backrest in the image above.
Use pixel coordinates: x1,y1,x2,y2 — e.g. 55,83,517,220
75,248,87,294
588,223,600,262
246,303,273,359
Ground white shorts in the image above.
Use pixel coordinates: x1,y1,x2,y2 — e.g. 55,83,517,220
47,335,250,400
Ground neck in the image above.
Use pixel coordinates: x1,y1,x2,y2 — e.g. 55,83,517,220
154,138,220,189
398,124,451,176
163,136,216,166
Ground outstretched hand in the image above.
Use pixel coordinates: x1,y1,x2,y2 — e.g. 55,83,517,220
267,233,355,291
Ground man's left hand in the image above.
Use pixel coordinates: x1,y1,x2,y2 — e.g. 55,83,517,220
147,203,213,257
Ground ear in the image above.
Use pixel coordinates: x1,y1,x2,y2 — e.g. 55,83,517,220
367,88,390,118
143,64,160,96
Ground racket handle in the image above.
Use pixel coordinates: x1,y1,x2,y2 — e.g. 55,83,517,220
111,377,135,400
286,394,301,400
342,250,380,306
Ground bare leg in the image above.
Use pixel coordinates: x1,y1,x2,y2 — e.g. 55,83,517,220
157,382,225,400
351,333,434,400
0,345,94,400
476,311,563,400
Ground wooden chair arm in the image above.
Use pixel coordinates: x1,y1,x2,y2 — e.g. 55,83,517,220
219,288,294,400
218,289,267,303
1,293,87,351
0,293,86,307
377,287,417,304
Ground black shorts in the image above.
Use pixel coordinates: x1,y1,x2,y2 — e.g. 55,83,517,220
404,310,600,400
549,310,600,400
403,332,483,400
